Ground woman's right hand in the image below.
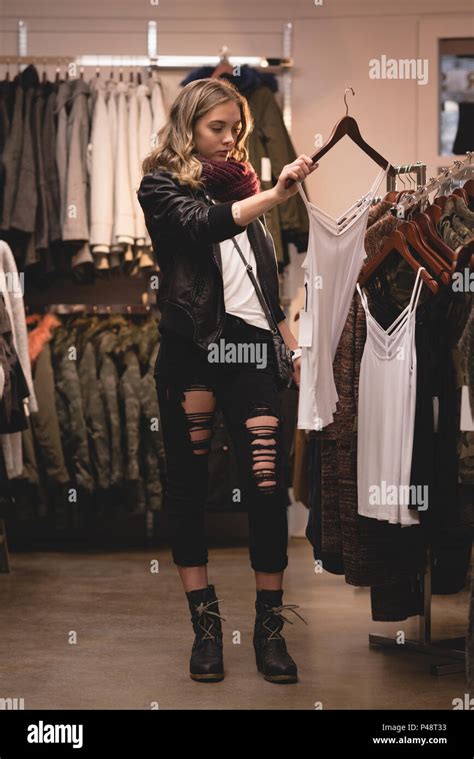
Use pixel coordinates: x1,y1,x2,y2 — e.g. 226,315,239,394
273,155,318,201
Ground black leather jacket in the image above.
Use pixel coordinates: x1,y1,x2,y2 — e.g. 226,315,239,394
137,169,286,350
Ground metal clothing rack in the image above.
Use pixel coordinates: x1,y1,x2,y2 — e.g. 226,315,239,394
0,448,13,572
0,53,293,71
371,163,427,206
367,161,467,676
386,162,427,193
369,547,466,677
0,20,295,131
389,153,473,215
0,520,11,573
24,303,159,316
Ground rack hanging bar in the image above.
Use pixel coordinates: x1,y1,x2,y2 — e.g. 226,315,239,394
393,152,472,211
281,21,293,133
17,20,28,58
386,162,426,193
384,163,426,204
148,20,157,60
24,303,158,315
0,54,293,70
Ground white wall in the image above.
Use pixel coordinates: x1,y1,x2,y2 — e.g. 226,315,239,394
1,0,473,213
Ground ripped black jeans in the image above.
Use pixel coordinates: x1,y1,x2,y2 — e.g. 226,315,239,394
153,313,289,573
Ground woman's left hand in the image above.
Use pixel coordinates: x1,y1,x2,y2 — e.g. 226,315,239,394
291,356,301,389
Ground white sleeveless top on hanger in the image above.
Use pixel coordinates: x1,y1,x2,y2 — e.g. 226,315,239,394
295,165,389,430
355,266,425,527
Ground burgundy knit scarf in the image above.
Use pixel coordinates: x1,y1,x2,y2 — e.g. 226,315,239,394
195,153,260,202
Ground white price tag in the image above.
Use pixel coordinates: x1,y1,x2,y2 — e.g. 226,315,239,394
261,157,272,182
460,385,474,432
298,309,313,347
433,396,439,433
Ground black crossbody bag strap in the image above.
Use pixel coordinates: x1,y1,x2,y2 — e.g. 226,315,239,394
204,193,294,388
229,235,280,336
204,192,280,335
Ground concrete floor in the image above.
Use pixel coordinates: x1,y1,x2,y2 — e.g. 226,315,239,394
0,539,471,710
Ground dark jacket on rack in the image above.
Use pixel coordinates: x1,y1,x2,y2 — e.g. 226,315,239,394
137,169,286,351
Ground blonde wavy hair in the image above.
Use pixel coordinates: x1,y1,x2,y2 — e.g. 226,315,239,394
141,77,254,190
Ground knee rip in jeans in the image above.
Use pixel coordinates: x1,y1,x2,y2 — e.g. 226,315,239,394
176,383,216,456
245,404,280,495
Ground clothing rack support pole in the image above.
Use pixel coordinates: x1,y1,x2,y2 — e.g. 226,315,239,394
0,449,12,572
386,163,427,193
368,545,466,676
282,21,293,133
145,509,155,542
17,19,28,60
420,543,432,642
148,20,157,59
418,163,426,188
0,519,12,573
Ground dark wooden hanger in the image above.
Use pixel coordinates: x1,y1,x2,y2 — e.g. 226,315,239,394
383,189,415,207
396,190,414,203
212,61,234,78
358,230,439,294
398,220,451,286
395,192,466,276
284,88,395,189
453,187,469,204
463,178,474,210
438,189,473,215
434,196,447,212
412,211,455,264
212,47,234,79
426,203,441,225
454,238,474,271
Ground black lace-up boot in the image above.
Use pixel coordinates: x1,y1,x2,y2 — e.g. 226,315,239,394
253,588,308,683
185,584,225,682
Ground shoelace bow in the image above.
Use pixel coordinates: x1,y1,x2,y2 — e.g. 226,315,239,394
260,603,309,640
194,597,227,641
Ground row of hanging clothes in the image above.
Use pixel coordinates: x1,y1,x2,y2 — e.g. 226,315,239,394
1,306,280,534
0,60,166,285
0,233,263,535
0,233,168,532
284,98,473,685
300,160,473,587
0,56,310,290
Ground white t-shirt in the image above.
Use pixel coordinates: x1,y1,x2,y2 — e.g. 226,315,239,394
220,229,271,331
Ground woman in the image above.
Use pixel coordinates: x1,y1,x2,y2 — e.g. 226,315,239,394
137,77,318,685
